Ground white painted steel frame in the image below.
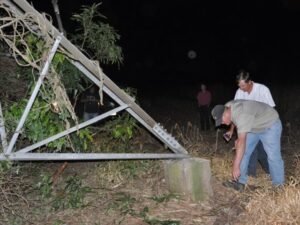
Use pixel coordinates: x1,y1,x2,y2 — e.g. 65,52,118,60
0,0,189,161
0,153,189,161
0,102,8,152
5,36,62,155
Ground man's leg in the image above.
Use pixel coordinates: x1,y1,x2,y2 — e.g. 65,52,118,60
83,112,89,122
238,133,260,185
260,120,284,186
257,141,270,174
247,146,258,177
203,106,210,131
199,107,205,131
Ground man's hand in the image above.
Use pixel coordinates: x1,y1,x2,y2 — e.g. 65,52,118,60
232,165,241,181
224,129,233,142
225,123,235,139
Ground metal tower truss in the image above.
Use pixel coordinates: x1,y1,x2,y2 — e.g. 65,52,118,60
0,0,189,161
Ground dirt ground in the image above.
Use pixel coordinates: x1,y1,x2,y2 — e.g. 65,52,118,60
2,126,298,225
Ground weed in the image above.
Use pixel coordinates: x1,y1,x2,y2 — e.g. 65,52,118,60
53,219,66,225
0,160,12,172
95,160,156,188
52,176,91,211
105,192,181,225
37,173,53,199
106,192,136,215
37,174,91,211
7,217,23,225
149,193,180,204
144,218,181,225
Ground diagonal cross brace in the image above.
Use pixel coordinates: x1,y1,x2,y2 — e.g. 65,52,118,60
16,104,128,154
5,35,62,155
0,101,8,152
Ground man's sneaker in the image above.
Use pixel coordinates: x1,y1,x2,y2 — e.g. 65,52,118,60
222,180,245,192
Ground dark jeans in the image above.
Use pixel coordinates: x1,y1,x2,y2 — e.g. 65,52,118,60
248,141,270,176
199,105,210,131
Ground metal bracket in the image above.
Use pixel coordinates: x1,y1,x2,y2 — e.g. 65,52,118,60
153,124,187,154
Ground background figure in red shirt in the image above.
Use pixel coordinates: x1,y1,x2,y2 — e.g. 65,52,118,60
196,84,212,131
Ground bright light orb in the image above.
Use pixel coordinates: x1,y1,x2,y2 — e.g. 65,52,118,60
187,50,197,59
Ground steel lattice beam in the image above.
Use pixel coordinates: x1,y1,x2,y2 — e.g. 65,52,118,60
0,0,189,161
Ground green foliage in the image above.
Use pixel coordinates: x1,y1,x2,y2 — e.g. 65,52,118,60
2,1,125,153
37,173,53,199
74,128,94,152
52,176,91,210
4,84,93,151
119,160,151,179
97,87,139,151
144,218,181,225
59,62,87,95
106,192,137,215
0,160,13,173
95,112,137,152
71,3,123,66
4,98,68,150
52,220,66,225
105,191,181,225
22,33,47,62
149,193,180,204
37,174,91,211
111,113,136,142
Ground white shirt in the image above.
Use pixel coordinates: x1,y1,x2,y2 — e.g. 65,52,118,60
234,82,275,107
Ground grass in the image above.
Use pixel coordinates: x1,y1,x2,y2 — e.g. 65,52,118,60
149,193,180,204
173,121,300,224
1,120,300,224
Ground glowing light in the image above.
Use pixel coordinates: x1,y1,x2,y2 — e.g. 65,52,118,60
187,50,197,59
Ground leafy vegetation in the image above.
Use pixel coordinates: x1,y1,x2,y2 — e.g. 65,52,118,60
106,192,181,225
4,97,93,151
71,3,123,66
2,2,126,152
37,173,91,211
149,193,180,204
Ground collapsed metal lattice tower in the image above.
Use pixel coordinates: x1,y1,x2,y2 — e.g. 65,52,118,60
0,0,189,161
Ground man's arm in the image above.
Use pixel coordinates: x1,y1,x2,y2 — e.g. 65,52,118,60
263,87,275,107
232,132,247,181
226,123,235,139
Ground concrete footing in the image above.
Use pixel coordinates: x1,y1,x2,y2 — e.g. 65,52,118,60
164,157,213,202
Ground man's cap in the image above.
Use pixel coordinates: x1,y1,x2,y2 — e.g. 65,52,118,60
211,105,225,127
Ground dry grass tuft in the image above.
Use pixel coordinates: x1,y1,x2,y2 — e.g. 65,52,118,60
171,122,235,180
243,181,300,225
172,122,300,225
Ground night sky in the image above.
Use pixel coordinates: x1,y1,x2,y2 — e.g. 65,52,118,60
31,0,300,89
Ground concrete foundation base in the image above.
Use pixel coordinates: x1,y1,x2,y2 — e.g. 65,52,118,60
164,157,213,202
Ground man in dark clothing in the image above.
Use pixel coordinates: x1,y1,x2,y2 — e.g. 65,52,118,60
81,86,100,121
196,84,212,131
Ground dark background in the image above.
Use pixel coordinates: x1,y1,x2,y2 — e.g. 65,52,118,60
31,0,300,98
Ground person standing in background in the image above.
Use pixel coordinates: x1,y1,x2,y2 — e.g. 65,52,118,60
81,85,100,121
226,70,275,177
197,84,212,131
